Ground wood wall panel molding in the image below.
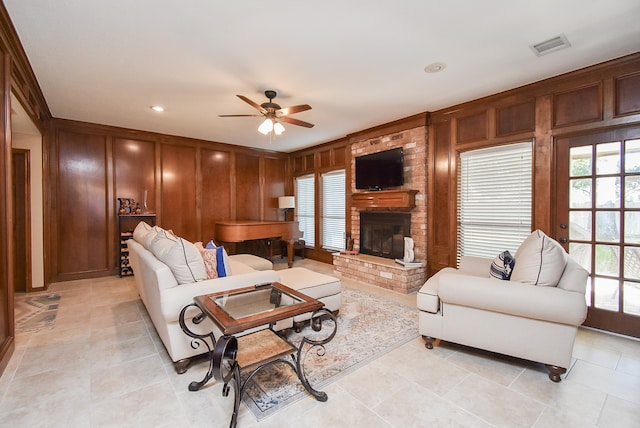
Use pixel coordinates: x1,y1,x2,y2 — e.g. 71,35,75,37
496,101,536,136
457,111,488,143
201,148,232,239
615,72,640,116
54,129,110,279
553,83,603,128
159,143,198,242
234,152,261,221
0,48,14,375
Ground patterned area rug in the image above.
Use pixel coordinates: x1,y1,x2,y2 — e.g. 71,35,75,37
15,293,60,333
242,287,418,420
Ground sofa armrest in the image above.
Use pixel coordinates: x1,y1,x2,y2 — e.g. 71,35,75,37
459,256,493,277
160,270,281,322
438,272,587,326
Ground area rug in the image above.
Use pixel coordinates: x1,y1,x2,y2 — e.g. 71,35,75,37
14,293,60,333
241,287,418,420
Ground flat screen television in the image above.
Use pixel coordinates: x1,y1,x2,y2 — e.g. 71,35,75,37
355,147,404,190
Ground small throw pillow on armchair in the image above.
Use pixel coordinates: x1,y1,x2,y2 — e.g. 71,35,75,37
490,250,515,280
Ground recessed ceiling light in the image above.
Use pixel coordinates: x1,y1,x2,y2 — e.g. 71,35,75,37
424,62,446,73
150,106,164,112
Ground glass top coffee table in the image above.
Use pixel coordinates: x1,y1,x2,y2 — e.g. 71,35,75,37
179,282,337,428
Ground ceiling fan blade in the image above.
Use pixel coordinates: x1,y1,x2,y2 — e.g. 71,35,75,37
218,114,260,117
237,95,266,113
278,104,312,116
280,116,315,128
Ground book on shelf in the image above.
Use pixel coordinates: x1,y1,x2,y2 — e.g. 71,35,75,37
394,258,423,267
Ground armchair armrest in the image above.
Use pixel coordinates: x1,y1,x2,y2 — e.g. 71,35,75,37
459,256,492,277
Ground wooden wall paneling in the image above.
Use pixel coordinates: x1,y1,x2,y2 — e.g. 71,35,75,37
553,82,603,127
533,95,553,233
333,145,346,166
54,129,110,279
615,72,640,116
234,152,261,220
428,120,453,275
304,153,315,171
160,143,198,241
0,48,14,375
262,156,286,221
496,101,536,136
114,138,156,212
201,148,231,241
319,149,331,169
457,110,488,143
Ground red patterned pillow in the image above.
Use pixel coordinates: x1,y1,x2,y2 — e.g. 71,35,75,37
195,242,218,279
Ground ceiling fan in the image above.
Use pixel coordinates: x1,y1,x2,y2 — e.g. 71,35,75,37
219,90,314,136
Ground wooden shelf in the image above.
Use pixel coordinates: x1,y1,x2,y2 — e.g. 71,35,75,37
350,189,418,209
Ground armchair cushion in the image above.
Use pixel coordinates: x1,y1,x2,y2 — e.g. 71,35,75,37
511,230,567,286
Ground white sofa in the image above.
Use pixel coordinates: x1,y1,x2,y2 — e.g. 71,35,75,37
417,230,589,382
127,222,342,373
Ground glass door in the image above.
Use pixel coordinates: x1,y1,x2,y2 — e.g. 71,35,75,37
555,126,640,337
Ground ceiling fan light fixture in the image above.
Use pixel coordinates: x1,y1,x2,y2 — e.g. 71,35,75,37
258,118,274,135
273,122,285,135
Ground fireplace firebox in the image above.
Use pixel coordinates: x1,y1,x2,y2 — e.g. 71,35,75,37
359,212,411,260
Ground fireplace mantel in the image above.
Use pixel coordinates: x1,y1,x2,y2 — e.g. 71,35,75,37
350,189,418,209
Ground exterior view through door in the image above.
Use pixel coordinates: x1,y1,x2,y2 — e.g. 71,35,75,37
555,126,640,337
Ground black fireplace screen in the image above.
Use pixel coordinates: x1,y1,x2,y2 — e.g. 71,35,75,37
359,212,411,259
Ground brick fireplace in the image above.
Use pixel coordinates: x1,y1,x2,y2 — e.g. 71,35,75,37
333,126,427,294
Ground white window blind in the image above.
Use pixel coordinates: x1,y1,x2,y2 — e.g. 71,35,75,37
458,142,533,263
321,169,346,250
295,174,315,247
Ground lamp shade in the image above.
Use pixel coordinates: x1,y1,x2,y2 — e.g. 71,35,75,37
258,118,274,135
278,196,295,209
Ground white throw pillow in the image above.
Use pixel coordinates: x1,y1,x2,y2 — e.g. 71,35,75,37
132,221,153,243
150,233,207,284
511,230,568,287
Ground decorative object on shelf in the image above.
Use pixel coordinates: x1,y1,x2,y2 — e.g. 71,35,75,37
142,189,151,213
117,199,156,277
403,237,415,262
278,196,295,221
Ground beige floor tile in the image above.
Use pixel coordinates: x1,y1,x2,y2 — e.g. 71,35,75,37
444,344,530,387
445,373,545,428
373,382,487,428
533,405,598,428
569,359,640,404
91,380,186,428
90,354,168,402
597,394,640,428
510,367,606,424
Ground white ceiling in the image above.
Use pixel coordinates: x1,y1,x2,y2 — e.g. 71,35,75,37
5,1,640,152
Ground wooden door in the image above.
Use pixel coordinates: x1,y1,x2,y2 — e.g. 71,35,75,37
12,149,30,292
555,126,640,337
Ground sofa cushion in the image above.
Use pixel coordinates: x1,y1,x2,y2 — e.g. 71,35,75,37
511,230,567,287
133,221,153,243
150,233,207,284
489,250,515,280
195,242,218,279
205,240,232,277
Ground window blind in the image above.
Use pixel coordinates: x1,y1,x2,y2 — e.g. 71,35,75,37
321,170,346,250
295,174,315,246
457,142,533,263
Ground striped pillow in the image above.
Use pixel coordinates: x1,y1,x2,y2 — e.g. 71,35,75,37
490,250,515,280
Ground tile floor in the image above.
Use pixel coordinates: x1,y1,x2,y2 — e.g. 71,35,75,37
0,258,639,428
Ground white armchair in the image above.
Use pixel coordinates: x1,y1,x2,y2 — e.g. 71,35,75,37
417,230,589,382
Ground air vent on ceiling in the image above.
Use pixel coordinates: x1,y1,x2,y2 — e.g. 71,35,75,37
530,34,571,56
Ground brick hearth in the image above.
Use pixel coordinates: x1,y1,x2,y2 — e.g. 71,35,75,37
333,253,425,294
